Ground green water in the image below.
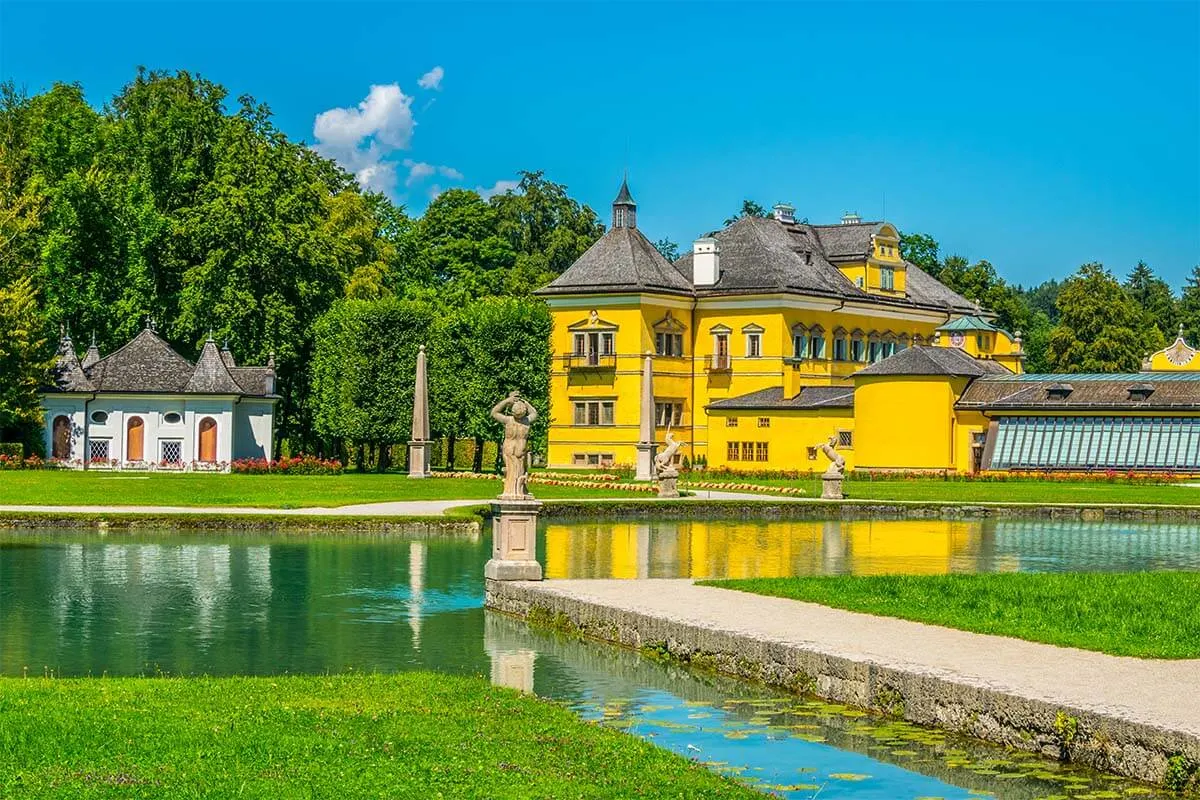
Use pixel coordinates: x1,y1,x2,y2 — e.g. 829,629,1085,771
1,518,1190,799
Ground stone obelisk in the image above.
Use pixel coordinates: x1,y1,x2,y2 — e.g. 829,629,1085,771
408,345,432,478
634,352,657,481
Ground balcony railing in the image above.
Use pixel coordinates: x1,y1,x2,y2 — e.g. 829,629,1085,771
707,353,731,371
562,352,616,370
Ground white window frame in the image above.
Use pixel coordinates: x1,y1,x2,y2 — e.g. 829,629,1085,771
573,400,615,427
654,401,683,428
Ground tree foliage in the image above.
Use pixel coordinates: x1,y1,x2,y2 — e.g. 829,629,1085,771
1124,261,1177,340
1047,264,1149,373
723,199,769,226
0,277,52,440
653,237,680,262
0,71,600,459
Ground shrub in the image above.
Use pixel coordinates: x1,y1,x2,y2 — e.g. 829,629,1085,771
231,456,344,475
0,443,23,459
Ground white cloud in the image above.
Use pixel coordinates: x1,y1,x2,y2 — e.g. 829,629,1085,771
476,179,520,199
417,66,444,90
403,159,437,187
403,160,462,188
313,84,415,193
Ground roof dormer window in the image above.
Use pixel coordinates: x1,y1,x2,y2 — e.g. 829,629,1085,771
1046,383,1073,400
1128,384,1155,401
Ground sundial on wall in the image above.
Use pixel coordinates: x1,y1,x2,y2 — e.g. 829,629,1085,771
949,332,965,348
1165,337,1196,366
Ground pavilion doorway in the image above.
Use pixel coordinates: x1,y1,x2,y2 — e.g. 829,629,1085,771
198,417,218,463
126,417,144,461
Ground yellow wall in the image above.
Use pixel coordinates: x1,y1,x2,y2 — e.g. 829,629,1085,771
704,408,855,473
853,375,970,471
547,296,696,469
546,291,950,469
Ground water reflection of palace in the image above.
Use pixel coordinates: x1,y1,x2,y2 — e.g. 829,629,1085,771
544,519,996,579
543,518,1200,579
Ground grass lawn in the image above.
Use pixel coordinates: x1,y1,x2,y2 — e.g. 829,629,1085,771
0,471,645,508
0,673,756,799
701,572,1200,659
684,475,1200,506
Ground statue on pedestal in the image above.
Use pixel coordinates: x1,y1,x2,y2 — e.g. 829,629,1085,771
491,391,538,500
817,433,846,499
654,431,683,498
486,391,542,581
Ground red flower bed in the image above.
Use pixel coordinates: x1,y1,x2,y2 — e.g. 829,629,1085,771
231,456,344,475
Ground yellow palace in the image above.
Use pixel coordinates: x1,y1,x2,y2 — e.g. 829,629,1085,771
535,180,1200,474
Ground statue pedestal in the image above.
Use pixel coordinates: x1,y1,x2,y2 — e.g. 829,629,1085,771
635,442,658,482
485,499,543,581
657,475,680,498
821,472,844,500
407,440,432,478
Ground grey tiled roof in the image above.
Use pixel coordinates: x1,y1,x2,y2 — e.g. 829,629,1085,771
545,213,977,314
676,217,862,299
81,342,101,370
613,177,634,206
50,336,94,392
185,340,245,393
536,226,694,296
958,375,1200,411
810,221,884,261
708,385,855,410
229,367,274,396
46,329,275,397
854,346,1012,378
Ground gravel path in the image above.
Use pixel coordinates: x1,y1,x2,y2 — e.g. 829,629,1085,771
0,490,797,517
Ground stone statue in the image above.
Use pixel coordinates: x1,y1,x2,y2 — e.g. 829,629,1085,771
655,431,682,479
491,391,538,499
654,430,683,498
816,433,845,499
818,434,845,477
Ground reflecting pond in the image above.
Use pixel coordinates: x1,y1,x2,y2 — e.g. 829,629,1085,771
2,517,1193,799
545,517,1200,578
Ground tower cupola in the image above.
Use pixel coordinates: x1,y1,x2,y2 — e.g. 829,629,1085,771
612,176,637,229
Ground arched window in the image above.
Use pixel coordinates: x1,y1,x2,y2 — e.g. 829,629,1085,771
126,416,144,462
198,417,218,463
52,416,71,460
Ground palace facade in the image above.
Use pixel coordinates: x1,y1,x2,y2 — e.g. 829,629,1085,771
536,181,1200,474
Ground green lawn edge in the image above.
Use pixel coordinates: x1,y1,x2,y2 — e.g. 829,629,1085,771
700,572,1200,659
0,673,758,799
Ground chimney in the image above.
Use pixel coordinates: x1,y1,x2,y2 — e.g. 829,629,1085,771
772,202,795,224
692,237,720,286
841,212,862,225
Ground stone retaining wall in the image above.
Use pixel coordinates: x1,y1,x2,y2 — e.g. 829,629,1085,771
0,513,482,537
486,580,1200,791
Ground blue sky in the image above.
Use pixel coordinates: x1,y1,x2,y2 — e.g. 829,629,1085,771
3,1,1198,287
